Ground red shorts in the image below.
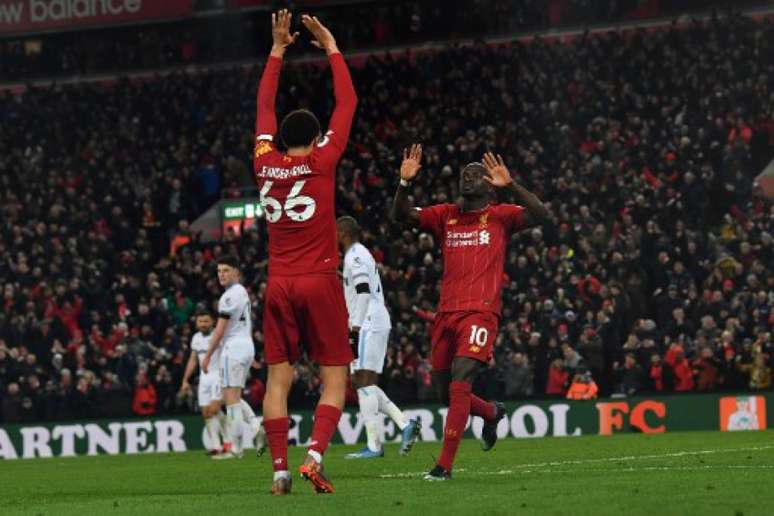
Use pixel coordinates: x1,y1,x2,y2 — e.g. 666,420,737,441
430,311,499,371
263,272,353,366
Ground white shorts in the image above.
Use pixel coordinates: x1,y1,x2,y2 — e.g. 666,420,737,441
198,375,222,407
220,349,253,388
351,328,390,374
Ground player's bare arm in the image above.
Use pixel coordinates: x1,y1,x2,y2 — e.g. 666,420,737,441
201,318,227,374
301,14,339,55
270,9,299,58
482,152,550,227
390,144,423,226
178,350,198,396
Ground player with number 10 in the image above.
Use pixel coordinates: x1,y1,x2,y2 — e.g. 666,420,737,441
391,145,550,480
252,10,357,494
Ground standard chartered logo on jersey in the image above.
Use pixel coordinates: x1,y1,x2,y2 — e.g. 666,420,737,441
446,229,491,247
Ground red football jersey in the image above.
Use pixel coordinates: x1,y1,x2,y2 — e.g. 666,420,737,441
253,54,357,276
419,203,526,314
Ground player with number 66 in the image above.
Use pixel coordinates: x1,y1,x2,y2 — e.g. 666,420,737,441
252,10,357,495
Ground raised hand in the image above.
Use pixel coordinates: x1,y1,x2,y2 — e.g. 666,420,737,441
301,14,337,53
400,144,423,182
272,9,299,51
482,152,513,188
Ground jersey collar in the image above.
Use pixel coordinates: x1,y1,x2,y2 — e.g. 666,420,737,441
459,203,491,215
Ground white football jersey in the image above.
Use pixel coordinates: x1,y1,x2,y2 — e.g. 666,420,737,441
191,331,220,380
217,283,253,353
343,242,391,331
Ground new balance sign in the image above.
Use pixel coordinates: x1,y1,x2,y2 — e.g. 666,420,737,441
0,0,193,35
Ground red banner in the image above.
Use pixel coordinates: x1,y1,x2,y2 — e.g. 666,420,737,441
0,0,193,35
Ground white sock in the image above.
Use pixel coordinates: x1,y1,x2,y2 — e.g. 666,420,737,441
308,449,322,463
239,399,260,429
373,385,408,430
358,386,382,452
273,470,290,481
218,412,230,447
205,416,222,450
226,403,244,453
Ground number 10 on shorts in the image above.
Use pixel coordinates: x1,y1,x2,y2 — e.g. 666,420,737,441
469,325,488,352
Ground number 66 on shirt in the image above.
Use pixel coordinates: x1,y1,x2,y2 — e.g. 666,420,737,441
260,180,316,223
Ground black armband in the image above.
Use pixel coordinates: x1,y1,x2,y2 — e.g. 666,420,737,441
355,283,371,294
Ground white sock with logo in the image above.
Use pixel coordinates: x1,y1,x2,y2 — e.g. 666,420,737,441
205,415,223,451
226,403,244,454
358,386,382,452
373,385,408,430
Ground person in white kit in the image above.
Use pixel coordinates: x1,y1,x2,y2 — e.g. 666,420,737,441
336,217,420,459
202,255,267,460
178,310,231,456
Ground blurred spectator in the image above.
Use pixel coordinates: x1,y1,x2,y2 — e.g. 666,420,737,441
502,351,534,398
546,359,569,396
132,371,158,416
615,353,647,396
566,370,599,400
2,382,22,423
665,345,696,392
648,353,674,392
738,352,772,391
692,346,722,391
562,344,585,377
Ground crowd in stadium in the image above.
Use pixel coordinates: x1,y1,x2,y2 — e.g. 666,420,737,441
1,11,772,423
0,0,544,81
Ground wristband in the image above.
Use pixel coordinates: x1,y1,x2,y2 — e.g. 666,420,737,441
400,179,411,187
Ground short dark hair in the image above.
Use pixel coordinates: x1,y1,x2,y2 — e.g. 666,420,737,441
194,303,212,317
336,216,360,239
462,162,487,175
216,255,240,270
280,109,321,148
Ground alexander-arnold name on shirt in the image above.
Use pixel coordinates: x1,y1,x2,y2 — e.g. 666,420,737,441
257,164,313,180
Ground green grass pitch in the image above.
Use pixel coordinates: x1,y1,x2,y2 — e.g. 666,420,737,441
2,431,773,516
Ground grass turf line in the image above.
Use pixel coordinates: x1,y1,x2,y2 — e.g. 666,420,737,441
2,430,773,516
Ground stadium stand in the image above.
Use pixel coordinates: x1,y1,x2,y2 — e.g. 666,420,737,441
0,9,772,422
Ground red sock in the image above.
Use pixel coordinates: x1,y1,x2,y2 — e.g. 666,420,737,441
470,394,495,421
438,381,472,471
264,417,289,472
309,404,342,456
